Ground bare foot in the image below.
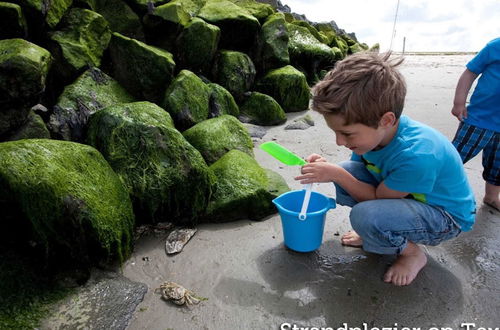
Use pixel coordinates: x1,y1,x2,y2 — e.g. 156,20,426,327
383,242,427,286
483,198,500,212
341,231,363,247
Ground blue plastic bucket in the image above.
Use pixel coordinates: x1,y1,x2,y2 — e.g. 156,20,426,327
273,189,336,252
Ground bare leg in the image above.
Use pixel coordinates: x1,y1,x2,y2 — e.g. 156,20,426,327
483,182,500,211
341,231,363,247
383,242,427,286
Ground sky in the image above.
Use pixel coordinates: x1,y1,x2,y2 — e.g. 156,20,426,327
281,0,500,52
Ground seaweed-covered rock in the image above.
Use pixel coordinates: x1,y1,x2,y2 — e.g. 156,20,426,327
162,69,211,131
109,32,176,103
197,0,260,53
239,91,286,126
49,8,111,82
0,139,135,268
331,36,348,57
212,50,256,101
82,0,145,40
206,149,276,222
256,12,289,72
292,20,327,44
264,168,290,198
287,23,336,83
86,101,214,225
0,2,27,39
207,82,239,118
0,39,52,136
313,22,337,46
14,0,72,29
349,43,364,54
48,68,135,141
5,110,50,141
229,0,274,21
176,17,220,75
256,65,309,112
183,114,253,164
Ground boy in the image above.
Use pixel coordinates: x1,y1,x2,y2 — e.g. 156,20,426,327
451,37,500,211
295,52,476,286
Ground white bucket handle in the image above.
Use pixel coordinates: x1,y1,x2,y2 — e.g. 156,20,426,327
298,183,312,221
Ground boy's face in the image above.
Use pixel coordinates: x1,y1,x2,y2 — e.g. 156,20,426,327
323,114,394,155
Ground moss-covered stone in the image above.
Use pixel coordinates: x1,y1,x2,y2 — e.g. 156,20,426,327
0,139,135,268
265,168,290,199
176,17,220,74
212,50,256,101
109,32,176,103
197,0,260,52
349,43,364,54
0,2,27,39
292,20,328,44
206,149,276,222
48,67,135,141
256,65,310,112
331,36,348,57
207,82,239,118
171,0,207,16
162,69,211,131
0,39,51,136
153,1,191,26
125,0,168,14
82,0,145,40
369,43,380,52
14,0,72,28
86,101,214,224
257,12,289,72
183,114,253,164
239,91,286,126
5,110,50,141
49,8,111,81
228,0,274,21
313,22,337,45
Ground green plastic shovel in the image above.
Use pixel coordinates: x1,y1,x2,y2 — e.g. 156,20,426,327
260,141,312,220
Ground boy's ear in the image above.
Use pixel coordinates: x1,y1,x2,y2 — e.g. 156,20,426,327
379,112,396,128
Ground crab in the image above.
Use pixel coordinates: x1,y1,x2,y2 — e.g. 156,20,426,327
156,281,206,306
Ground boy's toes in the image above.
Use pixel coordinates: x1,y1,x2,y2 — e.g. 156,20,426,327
340,231,363,247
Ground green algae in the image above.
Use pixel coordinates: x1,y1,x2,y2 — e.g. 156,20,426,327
6,110,50,141
212,50,256,101
183,114,253,164
228,0,274,21
265,168,290,198
15,0,72,28
207,82,239,118
239,91,286,126
258,12,290,72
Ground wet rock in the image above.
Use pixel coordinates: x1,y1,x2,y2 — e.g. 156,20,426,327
0,2,27,39
265,168,290,198
255,12,290,73
207,82,240,118
165,228,197,254
284,114,314,130
239,92,286,126
243,123,267,139
230,0,274,21
212,50,256,102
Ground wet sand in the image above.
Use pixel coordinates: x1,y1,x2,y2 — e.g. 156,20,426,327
45,55,500,329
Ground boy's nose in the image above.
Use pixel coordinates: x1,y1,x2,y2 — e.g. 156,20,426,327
336,134,346,146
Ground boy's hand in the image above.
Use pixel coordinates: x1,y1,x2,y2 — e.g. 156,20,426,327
451,104,467,121
295,161,340,184
305,153,327,163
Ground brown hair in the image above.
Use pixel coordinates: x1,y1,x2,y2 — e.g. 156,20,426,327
311,52,406,128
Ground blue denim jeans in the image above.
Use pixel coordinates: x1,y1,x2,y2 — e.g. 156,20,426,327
335,161,461,255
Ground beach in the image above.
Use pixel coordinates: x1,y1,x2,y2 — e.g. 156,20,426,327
43,55,500,329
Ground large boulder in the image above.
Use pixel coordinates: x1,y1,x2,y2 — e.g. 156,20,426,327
5,110,50,141
14,0,72,29
256,65,310,112
183,114,253,164
255,12,289,73
212,50,256,102
206,150,279,222
207,82,239,118
0,39,52,137
239,91,286,126
49,8,111,82
0,139,135,269
109,32,176,103
197,0,260,53
48,67,135,142
229,0,274,21
176,17,220,75
0,2,27,39
162,69,211,131
86,101,214,225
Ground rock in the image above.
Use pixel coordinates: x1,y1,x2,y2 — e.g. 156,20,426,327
86,101,214,225
183,114,254,164
206,149,277,222
176,17,220,75
264,168,290,198
197,0,260,53
256,12,290,73
48,67,135,142
239,91,286,126
0,139,135,268
5,110,50,141
256,65,310,112
125,0,169,14
229,0,274,21
162,70,211,131
0,2,27,39
284,114,314,130
49,8,111,82
0,39,52,136
165,228,197,254
15,0,72,29
212,50,256,102
313,22,337,46
243,123,267,139
331,36,349,57
109,32,176,103
207,83,239,118
291,20,328,44
349,42,364,54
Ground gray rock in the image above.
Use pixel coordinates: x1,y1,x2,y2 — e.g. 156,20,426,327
284,114,315,130
243,123,268,139
165,228,197,254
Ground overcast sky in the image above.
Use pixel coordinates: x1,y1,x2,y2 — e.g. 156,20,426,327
281,0,500,52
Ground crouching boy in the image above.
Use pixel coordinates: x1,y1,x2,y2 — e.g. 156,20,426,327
295,52,476,286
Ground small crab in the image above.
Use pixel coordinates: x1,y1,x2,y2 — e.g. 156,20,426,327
156,281,206,306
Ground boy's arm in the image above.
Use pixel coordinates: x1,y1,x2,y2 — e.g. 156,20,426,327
451,69,479,121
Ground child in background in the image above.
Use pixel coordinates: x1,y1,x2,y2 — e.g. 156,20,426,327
451,37,500,211
295,52,475,286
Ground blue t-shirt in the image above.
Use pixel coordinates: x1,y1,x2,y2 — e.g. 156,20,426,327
465,37,500,132
353,116,476,231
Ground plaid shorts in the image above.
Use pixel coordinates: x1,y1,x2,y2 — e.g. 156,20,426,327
452,121,500,185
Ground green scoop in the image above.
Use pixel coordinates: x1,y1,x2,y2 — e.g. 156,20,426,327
259,141,307,166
